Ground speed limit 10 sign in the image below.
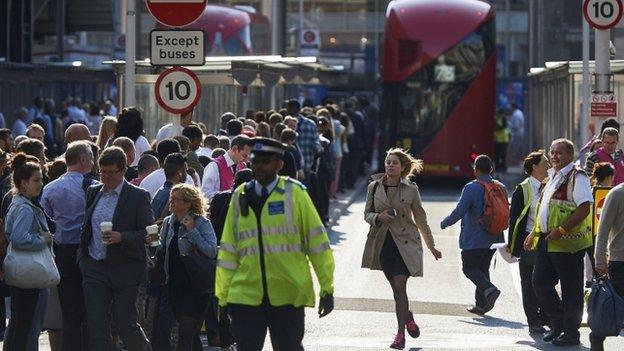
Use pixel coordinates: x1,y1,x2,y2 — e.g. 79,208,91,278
155,67,202,114
584,0,624,29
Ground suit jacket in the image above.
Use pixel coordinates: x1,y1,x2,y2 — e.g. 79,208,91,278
79,181,154,286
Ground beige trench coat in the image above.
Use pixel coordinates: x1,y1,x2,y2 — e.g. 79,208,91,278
361,175,435,277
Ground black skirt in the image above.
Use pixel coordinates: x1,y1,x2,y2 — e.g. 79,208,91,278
379,232,410,280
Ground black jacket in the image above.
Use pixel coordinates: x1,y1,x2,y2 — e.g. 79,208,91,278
508,184,529,258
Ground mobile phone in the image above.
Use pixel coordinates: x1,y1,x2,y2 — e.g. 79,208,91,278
388,209,397,217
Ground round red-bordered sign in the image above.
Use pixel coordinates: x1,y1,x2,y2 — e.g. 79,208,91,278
145,0,207,27
155,66,202,114
584,0,623,30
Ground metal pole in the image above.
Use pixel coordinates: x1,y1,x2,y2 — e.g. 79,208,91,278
581,10,590,143
57,0,65,62
505,0,511,77
124,0,136,107
298,0,303,56
595,29,611,94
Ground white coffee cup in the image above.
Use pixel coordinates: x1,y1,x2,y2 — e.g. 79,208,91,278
146,224,160,247
100,221,113,245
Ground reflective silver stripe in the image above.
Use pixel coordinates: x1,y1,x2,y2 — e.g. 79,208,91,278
237,229,258,241
238,243,303,257
284,180,294,228
264,225,300,236
219,242,237,254
307,226,326,239
308,241,331,254
217,259,238,270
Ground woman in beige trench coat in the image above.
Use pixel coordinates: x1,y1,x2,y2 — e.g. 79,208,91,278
362,148,442,350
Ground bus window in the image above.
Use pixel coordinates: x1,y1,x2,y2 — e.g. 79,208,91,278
395,21,494,138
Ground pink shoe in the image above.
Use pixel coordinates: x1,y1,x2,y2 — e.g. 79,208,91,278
390,333,405,350
406,311,420,338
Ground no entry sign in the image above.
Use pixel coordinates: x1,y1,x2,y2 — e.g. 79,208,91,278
584,0,623,29
155,66,202,114
145,0,207,27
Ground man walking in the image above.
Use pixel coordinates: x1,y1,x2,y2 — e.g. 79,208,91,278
524,138,593,346
201,135,251,199
79,146,154,351
585,127,624,185
41,141,95,350
216,137,335,351
441,155,504,315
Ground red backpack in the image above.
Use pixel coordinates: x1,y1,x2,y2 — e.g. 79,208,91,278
477,180,509,235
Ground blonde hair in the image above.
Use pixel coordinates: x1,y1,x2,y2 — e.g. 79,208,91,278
171,183,206,217
97,116,117,150
385,148,424,179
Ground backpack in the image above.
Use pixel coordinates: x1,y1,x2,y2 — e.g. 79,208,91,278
477,180,510,234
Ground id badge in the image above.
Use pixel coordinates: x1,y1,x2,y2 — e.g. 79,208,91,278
268,201,285,215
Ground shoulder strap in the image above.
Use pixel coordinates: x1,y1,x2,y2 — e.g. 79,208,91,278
371,181,379,210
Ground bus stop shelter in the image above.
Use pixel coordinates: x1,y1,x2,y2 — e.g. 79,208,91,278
106,56,346,137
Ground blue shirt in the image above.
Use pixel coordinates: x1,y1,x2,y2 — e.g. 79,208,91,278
5,195,49,251
296,115,321,173
151,181,173,220
441,175,505,250
41,171,88,245
89,182,124,260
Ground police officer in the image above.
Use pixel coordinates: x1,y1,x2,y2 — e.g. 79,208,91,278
216,137,335,351
524,138,593,346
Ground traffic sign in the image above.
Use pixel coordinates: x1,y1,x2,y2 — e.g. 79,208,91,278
300,29,320,56
583,0,623,29
591,92,618,117
155,66,202,114
145,0,207,27
150,30,205,66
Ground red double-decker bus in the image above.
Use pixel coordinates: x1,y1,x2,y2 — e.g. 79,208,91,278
380,0,496,178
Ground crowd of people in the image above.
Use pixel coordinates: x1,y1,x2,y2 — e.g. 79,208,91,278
0,95,379,351
362,117,624,350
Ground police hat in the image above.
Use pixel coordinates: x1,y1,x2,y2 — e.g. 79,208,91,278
250,137,286,158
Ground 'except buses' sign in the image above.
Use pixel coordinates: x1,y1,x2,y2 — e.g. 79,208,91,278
150,30,205,66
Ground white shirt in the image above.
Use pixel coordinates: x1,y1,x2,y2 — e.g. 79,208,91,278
201,152,235,200
197,147,213,158
254,177,278,196
132,136,151,167
537,162,593,232
139,168,194,199
155,124,184,143
525,176,542,233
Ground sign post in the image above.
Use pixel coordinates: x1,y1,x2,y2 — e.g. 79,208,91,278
155,66,202,114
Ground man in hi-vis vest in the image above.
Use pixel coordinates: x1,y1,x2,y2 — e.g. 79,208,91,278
216,137,335,351
524,138,593,347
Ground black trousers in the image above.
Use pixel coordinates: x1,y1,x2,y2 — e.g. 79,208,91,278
3,286,40,351
81,257,150,351
518,251,547,327
228,302,305,351
55,243,89,351
493,142,508,172
592,261,624,343
532,250,585,337
461,249,496,308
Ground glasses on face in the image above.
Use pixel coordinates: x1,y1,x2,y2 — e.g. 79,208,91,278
99,169,122,177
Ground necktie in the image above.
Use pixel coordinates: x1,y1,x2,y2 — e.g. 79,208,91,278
231,164,237,174
261,187,268,197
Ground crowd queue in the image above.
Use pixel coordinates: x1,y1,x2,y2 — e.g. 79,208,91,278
0,96,378,351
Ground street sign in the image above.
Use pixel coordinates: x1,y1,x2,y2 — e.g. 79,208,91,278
145,0,207,27
591,92,618,117
300,29,320,56
150,30,205,66
583,0,623,29
593,186,612,235
155,66,202,114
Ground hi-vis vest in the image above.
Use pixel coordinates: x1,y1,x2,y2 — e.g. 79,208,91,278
509,178,532,255
531,168,593,253
215,176,335,307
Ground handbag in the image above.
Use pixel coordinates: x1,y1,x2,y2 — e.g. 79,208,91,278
3,205,60,289
587,276,624,337
181,245,216,294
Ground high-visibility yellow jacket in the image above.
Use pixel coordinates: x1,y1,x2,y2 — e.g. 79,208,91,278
216,176,335,307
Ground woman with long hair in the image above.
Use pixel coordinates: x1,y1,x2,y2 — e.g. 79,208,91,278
3,153,53,350
362,148,442,350
97,116,117,151
153,183,217,350
591,161,615,187
113,107,150,167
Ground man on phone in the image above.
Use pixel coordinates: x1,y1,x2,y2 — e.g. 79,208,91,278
216,137,335,351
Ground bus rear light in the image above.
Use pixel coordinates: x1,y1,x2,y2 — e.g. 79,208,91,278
470,153,478,161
